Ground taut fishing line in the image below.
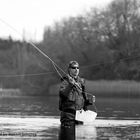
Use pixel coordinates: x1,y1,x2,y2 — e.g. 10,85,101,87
0,18,65,79
0,18,95,97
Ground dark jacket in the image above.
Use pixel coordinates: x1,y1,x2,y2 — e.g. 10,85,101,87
59,75,88,112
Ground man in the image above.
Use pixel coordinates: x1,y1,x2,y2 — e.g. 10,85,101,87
59,61,92,127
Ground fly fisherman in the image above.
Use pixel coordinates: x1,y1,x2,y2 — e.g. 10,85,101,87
59,61,94,128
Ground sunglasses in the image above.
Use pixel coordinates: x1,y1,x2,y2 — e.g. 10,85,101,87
70,66,79,69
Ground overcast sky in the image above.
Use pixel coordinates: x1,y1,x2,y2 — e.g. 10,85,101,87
0,0,113,41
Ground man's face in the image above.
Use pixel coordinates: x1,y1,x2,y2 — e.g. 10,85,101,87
69,64,79,77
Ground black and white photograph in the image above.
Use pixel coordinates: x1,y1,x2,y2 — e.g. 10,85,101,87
0,0,140,139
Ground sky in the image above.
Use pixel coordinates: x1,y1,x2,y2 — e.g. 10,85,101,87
0,0,113,42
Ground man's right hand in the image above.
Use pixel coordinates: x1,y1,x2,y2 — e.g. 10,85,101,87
92,96,96,103
67,75,82,90
67,75,76,85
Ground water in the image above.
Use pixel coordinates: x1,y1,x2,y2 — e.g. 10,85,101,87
0,96,140,139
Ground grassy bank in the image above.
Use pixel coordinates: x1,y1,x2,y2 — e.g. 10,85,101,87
0,89,22,97
49,80,140,98
85,80,140,98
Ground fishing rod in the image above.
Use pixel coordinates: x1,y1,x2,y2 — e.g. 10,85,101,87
0,18,94,97
0,18,65,79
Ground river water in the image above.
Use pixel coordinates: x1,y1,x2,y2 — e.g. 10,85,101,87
0,96,140,139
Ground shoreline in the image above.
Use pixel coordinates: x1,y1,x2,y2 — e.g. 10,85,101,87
49,80,140,98
1,80,140,98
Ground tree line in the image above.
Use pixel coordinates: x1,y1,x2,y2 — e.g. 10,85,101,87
0,0,140,95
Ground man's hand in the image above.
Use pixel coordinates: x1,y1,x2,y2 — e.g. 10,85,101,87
67,75,76,85
67,75,82,90
92,96,96,103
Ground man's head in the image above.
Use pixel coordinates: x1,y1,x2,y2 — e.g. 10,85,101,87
68,61,79,78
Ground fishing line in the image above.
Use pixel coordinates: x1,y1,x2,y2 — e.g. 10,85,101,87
0,19,79,85
81,54,140,69
0,71,55,78
0,18,101,100
0,18,66,78
52,62,63,79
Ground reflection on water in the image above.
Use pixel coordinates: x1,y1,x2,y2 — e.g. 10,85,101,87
0,116,140,139
59,124,75,140
0,96,60,116
0,96,140,119
76,124,97,139
0,96,140,139
96,125,140,140
97,97,140,119
76,120,140,140
0,116,60,139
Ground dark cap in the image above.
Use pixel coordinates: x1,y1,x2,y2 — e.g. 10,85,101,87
68,61,79,68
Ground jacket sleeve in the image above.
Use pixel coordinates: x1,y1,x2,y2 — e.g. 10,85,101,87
59,79,73,98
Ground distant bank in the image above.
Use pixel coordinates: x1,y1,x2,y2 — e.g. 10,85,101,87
1,80,140,98
49,80,140,98
0,88,21,97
